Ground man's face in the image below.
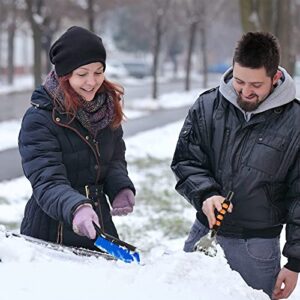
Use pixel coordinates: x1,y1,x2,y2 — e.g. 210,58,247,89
232,63,281,112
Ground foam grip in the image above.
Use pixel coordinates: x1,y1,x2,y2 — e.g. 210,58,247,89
212,191,234,231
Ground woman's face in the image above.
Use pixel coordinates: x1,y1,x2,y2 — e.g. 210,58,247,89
69,62,105,101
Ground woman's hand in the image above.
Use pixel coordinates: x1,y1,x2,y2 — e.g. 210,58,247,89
72,204,100,239
111,188,135,216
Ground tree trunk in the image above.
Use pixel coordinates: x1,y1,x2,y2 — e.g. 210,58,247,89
87,0,95,31
239,0,295,76
25,0,43,87
257,0,275,31
239,0,274,32
0,24,3,81
32,26,43,87
185,22,197,91
239,0,258,31
152,12,162,99
0,1,3,79
7,0,17,84
43,33,53,74
275,0,294,75
200,25,208,89
42,19,60,74
7,22,15,84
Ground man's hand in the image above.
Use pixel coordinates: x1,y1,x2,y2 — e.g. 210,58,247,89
272,267,298,299
202,195,233,228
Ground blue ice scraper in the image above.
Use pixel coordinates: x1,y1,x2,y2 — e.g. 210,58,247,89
93,222,140,263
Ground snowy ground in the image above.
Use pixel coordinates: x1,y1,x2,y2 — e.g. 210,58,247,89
0,119,272,300
1,78,300,299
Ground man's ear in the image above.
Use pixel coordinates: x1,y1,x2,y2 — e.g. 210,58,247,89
272,70,282,85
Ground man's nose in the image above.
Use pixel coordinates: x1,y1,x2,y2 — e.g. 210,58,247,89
241,85,253,97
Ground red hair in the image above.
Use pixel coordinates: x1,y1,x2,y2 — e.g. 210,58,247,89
57,75,124,128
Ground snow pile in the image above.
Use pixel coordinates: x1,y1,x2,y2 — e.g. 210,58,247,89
1,90,300,299
0,230,269,300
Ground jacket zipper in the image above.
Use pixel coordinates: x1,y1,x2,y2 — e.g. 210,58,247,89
52,109,104,239
234,128,251,172
218,128,230,172
52,110,101,183
93,139,101,157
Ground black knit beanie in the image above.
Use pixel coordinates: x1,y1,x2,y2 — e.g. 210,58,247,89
49,26,106,76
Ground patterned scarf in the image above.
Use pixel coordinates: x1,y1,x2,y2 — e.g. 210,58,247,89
43,70,115,137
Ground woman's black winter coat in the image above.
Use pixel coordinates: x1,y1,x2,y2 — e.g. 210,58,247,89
19,86,135,250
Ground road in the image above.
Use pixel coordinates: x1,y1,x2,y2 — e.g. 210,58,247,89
0,105,189,181
0,76,212,181
0,75,219,122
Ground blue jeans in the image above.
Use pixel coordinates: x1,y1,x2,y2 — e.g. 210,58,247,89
184,219,281,298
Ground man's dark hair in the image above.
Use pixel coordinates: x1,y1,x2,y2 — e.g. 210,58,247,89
233,32,280,77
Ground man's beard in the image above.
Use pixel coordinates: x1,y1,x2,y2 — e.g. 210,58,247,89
237,93,261,112
237,84,274,112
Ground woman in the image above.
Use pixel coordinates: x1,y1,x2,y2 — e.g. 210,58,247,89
18,26,135,250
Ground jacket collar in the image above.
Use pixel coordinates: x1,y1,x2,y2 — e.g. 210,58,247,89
30,86,54,111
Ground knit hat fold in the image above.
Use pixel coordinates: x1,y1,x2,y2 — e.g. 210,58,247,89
49,26,106,76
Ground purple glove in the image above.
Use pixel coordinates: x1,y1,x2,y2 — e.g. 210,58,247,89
72,204,100,239
111,188,135,216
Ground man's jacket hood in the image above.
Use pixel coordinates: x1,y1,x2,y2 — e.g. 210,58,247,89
219,66,297,121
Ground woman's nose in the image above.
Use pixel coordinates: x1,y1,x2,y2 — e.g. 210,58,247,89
86,75,96,85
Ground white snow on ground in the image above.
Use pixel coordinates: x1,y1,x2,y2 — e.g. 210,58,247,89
1,81,300,299
0,119,22,151
0,76,34,94
0,118,300,299
0,88,200,152
0,109,147,151
0,229,270,300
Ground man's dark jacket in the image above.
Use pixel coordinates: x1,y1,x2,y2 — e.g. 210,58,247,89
19,86,135,250
171,86,300,272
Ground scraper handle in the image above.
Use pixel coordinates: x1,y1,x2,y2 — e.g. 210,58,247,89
93,221,137,251
212,191,234,231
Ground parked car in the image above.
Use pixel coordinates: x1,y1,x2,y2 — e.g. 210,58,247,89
208,62,231,73
105,60,129,78
295,61,300,76
122,61,152,78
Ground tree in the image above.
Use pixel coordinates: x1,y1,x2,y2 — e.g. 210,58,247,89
112,5,152,52
150,0,172,99
87,0,95,31
180,0,226,90
0,0,19,84
239,0,295,75
24,0,84,86
7,0,17,84
114,0,173,99
24,0,44,87
165,29,184,77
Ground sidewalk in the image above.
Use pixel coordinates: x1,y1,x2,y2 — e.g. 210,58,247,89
0,90,32,122
0,77,200,181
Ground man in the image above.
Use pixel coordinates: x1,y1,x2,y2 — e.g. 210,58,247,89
171,32,300,299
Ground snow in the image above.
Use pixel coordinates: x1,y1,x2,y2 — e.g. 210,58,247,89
0,230,269,300
0,88,200,152
1,80,300,299
0,75,33,94
0,119,22,151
